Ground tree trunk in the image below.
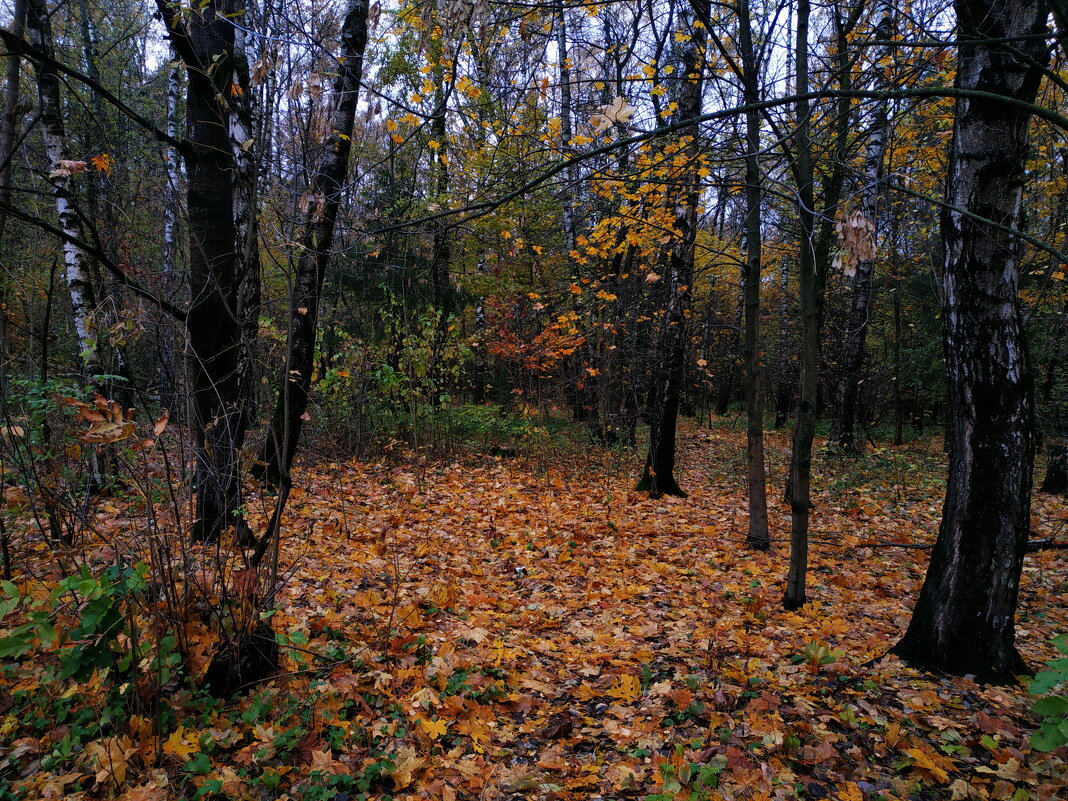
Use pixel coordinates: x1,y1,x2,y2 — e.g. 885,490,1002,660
784,0,859,608
230,19,262,433
0,0,25,250
830,5,891,453
556,7,579,266
637,0,705,498
715,280,744,415
1040,444,1068,494
892,279,904,445
784,0,815,610
891,0,1047,681
738,0,769,549
256,0,369,486
775,257,791,429
26,0,103,386
158,45,183,418
158,0,245,542
0,0,26,378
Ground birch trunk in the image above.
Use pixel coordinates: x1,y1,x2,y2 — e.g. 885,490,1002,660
891,0,1046,681
26,0,102,384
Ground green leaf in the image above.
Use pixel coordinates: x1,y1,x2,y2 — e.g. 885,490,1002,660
1032,695,1068,716
184,753,212,774
1029,670,1064,695
1031,721,1067,752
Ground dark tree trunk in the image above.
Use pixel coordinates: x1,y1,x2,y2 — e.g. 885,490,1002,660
159,0,244,542
0,0,25,377
891,0,1047,681
830,5,891,453
738,0,769,549
256,0,369,486
784,0,816,610
1040,444,1068,494
715,278,743,416
0,0,25,249
774,258,791,429
785,0,859,609
893,280,904,445
637,0,705,498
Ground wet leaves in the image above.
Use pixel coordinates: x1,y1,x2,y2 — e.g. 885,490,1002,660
2,424,1067,799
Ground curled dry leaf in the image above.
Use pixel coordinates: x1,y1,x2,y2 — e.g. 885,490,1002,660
49,159,89,178
589,96,635,133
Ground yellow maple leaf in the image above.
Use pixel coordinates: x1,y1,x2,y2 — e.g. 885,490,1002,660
163,726,198,761
90,152,114,176
390,745,423,787
904,746,950,784
418,717,449,739
606,674,641,702
85,735,136,787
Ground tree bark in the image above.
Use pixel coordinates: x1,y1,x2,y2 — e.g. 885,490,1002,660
830,5,891,453
738,0,769,549
0,0,25,250
891,0,1047,681
1039,444,1068,494
158,45,183,418
784,0,815,610
774,256,791,428
0,0,26,378
158,0,245,542
26,0,103,385
784,0,859,608
638,0,705,498
256,0,369,486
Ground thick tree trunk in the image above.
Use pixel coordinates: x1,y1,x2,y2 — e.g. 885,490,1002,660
891,0,1047,681
738,0,769,549
638,0,705,499
256,0,369,486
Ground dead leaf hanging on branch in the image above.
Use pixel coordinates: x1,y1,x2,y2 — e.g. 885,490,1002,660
834,210,875,278
49,160,88,179
589,97,635,134
62,394,137,444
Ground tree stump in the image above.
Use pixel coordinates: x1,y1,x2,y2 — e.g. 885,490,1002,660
1040,444,1068,494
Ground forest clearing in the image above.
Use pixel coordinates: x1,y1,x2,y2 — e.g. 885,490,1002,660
2,421,1066,800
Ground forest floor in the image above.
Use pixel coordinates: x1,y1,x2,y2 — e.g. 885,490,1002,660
3,419,1068,800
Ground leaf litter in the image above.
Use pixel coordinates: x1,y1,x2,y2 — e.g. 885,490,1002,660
2,422,1066,800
